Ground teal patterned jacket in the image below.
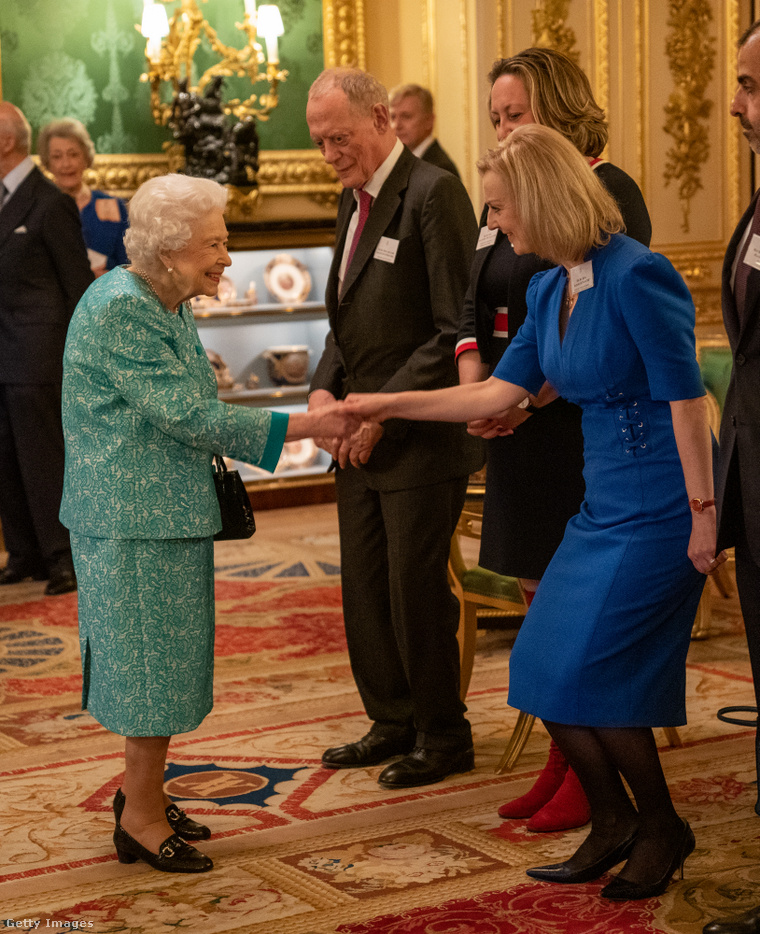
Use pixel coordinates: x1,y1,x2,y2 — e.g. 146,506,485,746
60,267,287,539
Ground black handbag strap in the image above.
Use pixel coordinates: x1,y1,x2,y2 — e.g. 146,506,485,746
214,454,227,476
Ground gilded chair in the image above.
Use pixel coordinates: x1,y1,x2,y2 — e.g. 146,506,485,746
448,499,528,702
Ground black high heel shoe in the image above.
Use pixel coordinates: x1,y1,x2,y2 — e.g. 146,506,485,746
113,788,211,841
526,828,638,884
113,825,213,873
600,818,695,900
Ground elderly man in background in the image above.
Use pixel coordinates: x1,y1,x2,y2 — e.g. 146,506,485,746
0,102,93,595
306,68,482,789
389,83,461,178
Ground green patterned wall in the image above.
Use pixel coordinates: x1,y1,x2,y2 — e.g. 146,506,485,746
0,0,323,154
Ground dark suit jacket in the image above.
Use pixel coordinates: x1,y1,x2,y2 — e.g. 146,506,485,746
716,192,760,562
311,146,482,491
0,166,93,384
420,139,460,179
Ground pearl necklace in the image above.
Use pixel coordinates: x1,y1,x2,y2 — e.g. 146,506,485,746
133,268,179,313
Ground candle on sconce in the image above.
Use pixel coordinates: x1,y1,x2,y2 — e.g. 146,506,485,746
141,0,170,62
257,4,284,64
244,0,256,19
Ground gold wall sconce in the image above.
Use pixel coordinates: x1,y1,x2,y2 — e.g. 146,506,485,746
138,0,287,128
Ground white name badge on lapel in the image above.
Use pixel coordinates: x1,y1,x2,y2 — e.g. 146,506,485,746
570,260,594,294
477,226,498,249
374,237,399,263
744,234,760,271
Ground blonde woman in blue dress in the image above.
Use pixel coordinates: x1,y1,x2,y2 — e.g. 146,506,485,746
59,174,357,874
347,125,727,901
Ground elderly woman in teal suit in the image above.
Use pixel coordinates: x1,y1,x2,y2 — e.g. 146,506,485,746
59,173,355,874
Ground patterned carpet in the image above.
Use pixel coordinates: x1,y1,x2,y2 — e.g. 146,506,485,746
1,505,759,934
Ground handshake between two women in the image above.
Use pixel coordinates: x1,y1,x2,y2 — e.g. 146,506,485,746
308,378,513,469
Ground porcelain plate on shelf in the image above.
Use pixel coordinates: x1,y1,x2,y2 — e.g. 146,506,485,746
192,274,237,311
264,254,312,304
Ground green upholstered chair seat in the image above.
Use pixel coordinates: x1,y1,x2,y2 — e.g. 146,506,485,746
699,346,733,412
462,565,523,602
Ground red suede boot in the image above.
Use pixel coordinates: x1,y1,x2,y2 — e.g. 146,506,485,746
526,765,591,832
497,740,568,819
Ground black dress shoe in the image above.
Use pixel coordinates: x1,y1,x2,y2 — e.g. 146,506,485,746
377,745,475,789
322,730,416,769
45,567,77,596
704,907,760,934
113,788,211,841
0,565,47,585
526,829,638,884
113,825,213,873
601,818,695,901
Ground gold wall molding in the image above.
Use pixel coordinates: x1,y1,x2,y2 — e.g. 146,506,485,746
662,242,725,331
636,0,647,192
322,0,366,69
662,0,716,234
726,0,740,230
594,0,609,117
423,0,435,91
531,0,580,62
496,0,506,59
82,150,341,220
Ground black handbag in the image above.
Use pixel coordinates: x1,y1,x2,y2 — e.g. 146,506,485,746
212,455,256,541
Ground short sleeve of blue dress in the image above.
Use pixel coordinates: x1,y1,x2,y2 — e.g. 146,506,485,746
615,251,704,401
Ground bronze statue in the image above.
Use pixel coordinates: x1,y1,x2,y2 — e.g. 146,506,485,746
168,77,259,187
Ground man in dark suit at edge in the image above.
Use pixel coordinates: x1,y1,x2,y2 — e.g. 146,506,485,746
306,68,482,788
389,83,461,178
0,102,93,595
705,19,760,934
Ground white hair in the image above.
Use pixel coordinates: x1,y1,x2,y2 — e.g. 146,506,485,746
124,174,228,268
38,118,96,168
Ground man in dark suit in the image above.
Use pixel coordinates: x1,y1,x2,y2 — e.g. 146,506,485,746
0,102,93,595
389,83,461,178
306,68,481,788
706,18,760,934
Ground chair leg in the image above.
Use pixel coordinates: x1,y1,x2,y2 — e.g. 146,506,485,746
691,587,711,640
458,602,478,701
712,562,734,599
662,726,682,748
495,711,536,774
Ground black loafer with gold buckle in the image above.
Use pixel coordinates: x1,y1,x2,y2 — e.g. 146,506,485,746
113,826,213,873
113,788,211,841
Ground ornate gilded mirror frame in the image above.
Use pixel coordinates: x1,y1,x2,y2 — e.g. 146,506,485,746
76,0,365,222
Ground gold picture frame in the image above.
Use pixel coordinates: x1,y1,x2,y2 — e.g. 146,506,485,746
80,0,365,223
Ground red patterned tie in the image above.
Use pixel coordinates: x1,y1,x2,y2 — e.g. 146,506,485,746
345,189,373,272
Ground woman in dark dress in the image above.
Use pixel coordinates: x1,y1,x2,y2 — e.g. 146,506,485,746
456,48,651,833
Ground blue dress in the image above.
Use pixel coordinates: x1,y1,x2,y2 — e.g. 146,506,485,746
80,190,129,271
493,235,707,727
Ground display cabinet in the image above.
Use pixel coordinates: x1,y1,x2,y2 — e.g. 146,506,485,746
194,237,335,507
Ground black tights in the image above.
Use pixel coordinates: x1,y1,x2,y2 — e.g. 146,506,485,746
544,721,684,884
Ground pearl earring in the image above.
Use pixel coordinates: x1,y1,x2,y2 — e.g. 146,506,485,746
166,267,173,274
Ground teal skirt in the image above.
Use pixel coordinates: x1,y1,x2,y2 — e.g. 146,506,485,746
71,534,215,736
